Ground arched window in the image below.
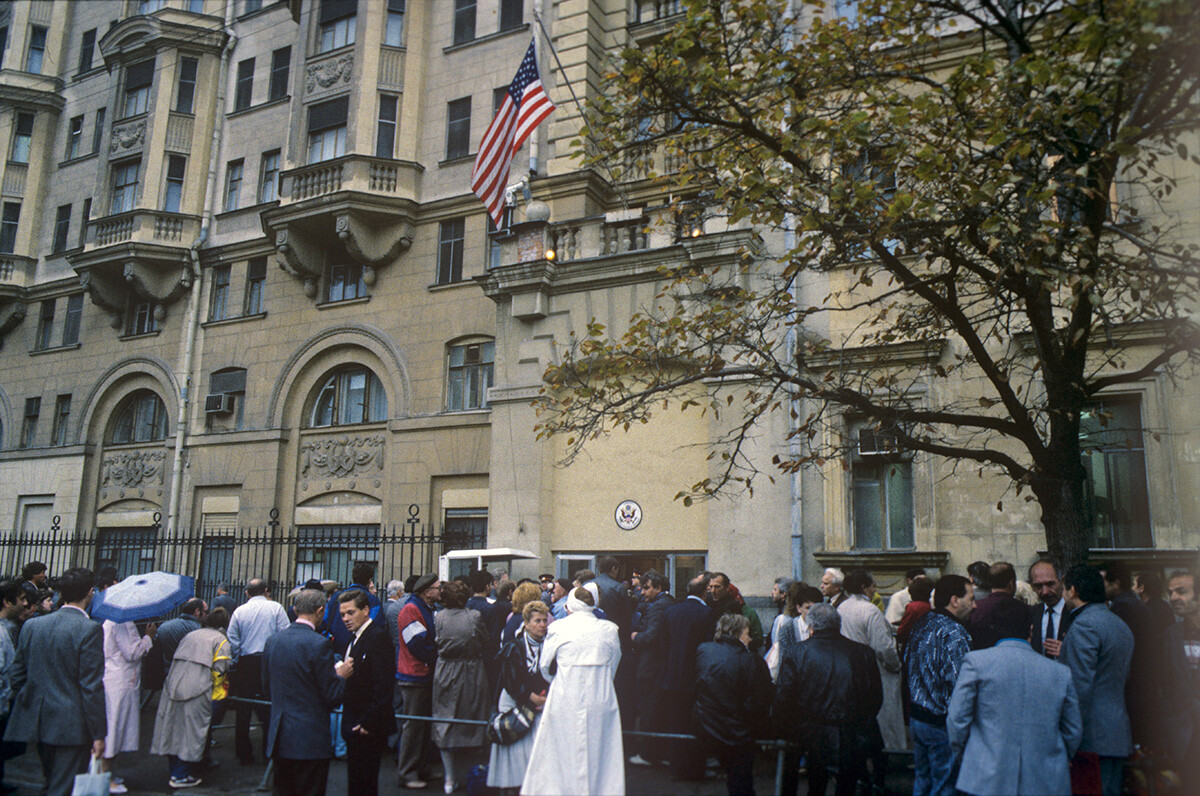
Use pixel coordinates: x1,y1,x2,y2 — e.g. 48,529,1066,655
309,366,387,427
110,390,168,443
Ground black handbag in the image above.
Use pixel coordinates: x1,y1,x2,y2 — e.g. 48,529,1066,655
485,703,537,745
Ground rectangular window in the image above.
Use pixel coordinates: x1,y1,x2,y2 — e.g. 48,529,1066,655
319,0,356,53
11,112,33,164
234,58,254,111
189,0,206,12
1081,396,1152,548
62,293,83,346
35,298,54,350
51,395,71,446
500,0,523,30
209,265,231,321
385,0,405,46
375,95,397,159
110,160,140,214
437,217,465,284
176,57,198,113
20,397,39,449
0,28,8,68
445,97,471,160
52,204,72,253
128,300,158,335
79,199,91,248
26,26,46,73
93,107,106,154
258,149,280,203
224,159,243,211
138,0,166,12
307,96,348,163
123,59,154,117
326,261,364,302
65,115,84,160
849,424,914,550
78,28,97,73
164,154,186,213
447,341,494,410
453,0,476,45
244,256,266,314
268,47,290,101
0,202,19,253
243,0,263,13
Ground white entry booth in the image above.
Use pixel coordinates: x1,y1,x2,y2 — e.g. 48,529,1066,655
437,547,540,583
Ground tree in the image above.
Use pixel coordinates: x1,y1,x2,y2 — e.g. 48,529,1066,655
535,0,1200,569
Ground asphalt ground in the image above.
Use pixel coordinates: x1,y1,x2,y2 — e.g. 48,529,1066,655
2,692,916,795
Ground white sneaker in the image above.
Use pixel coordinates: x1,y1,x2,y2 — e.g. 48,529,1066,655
628,754,653,766
108,784,128,795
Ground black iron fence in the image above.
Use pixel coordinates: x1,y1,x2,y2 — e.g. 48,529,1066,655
0,515,472,608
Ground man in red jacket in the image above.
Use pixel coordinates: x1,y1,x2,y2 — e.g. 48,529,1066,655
394,574,441,790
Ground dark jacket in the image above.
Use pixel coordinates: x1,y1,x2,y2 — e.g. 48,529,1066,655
593,573,633,642
1109,590,1163,748
965,592,1015,650
262,621,345,760
325,584,381,652
633,591,675,684
658,595,716,693
1030,600,1072,656
773,629,882,738
1163,620,1200,762
341,619,397,739
694,637,772,746
496,635,550,709
157,613,202,668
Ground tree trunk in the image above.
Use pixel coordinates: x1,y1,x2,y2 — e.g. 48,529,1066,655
1035,470,1091,571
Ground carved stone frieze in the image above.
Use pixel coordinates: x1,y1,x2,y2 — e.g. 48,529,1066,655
110,121,146,153
300,435,385,480
306,55,354,93
101,450,166,489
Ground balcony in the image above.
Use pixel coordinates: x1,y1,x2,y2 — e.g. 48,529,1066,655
261,155,421,301
67,211,201,329
0,254,35,348
479,208,759,322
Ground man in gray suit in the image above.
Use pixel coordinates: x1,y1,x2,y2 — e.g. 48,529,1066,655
1061,564,1135,796
947,598,1082,795
3,566,106,796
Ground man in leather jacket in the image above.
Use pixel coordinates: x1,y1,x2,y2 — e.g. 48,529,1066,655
773,603,883,796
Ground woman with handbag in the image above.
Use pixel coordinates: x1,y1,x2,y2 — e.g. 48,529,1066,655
486,600,550,794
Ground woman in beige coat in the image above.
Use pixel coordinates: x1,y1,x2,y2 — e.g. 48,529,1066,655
151,607,231,789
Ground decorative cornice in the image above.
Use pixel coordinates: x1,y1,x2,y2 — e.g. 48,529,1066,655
805,338,947,371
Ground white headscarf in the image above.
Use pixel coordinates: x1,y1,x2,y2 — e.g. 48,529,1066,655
566,585,596,615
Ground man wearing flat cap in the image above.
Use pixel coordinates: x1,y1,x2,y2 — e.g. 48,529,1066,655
394,574,441,789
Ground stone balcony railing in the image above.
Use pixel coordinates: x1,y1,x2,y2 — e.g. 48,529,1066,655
0,254,36,288
280,155,421,204
84,210,203,251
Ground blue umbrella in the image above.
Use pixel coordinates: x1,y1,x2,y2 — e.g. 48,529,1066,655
90,571,195,623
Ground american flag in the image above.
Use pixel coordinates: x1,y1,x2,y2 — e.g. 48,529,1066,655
471,40,556,228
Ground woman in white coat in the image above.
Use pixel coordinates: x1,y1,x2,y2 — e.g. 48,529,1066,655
101,618,156,794
520,586,624,796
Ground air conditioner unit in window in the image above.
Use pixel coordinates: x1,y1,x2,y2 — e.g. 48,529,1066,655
204,393,234,414
857,428,899,457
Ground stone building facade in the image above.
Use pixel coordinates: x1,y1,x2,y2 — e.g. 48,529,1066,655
0,0,1195,598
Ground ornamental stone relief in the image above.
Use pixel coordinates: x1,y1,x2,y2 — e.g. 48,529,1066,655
99,451,166,503
300,434,385,480
109,121,146,153
306,55,354,93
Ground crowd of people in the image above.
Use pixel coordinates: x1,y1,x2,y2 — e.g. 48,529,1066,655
0,554,1195,796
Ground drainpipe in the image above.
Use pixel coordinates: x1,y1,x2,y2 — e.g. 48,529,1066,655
784,0,803,581
166,0,238,537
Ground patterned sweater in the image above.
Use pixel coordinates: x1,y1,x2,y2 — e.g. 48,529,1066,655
904,609,970,725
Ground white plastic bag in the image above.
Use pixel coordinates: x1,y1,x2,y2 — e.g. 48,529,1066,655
72,755,111,796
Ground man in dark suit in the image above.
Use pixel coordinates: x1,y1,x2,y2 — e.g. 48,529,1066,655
336,589,396,796
630,571,675,766
3,566,106,796
263,588,351,796
1029,559,1071,658
658,573,716,781
1100,559,1163,751
1061,565,1135,796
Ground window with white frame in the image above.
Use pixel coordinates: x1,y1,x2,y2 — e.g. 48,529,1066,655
11,113,33,163
446,340,494,411
0,202,19,253
111,159,140,214
258,149,280,203
164,154,186,213
385,0,405,46
849,421,914,550
25,26,46,73
319,0,356,53
307,96,348,163
66,115,84,160
453,0,476,45
176,57,198,113
224,159,243,211
126,300,158,336
123,59,154,118
376,95,397,159
309,366,388,427
325,261,365,303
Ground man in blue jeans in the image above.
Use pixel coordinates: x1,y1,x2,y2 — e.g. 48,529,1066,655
902,574,975,796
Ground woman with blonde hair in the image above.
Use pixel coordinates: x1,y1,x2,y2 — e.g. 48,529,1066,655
487,601,550,794
502,581,544,644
